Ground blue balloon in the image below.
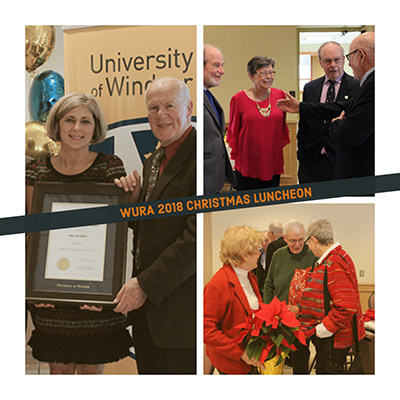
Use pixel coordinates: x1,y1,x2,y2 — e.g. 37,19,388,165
29,70,64,122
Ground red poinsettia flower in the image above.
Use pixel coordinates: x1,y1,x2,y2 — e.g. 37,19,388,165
281,337,298,351
255,296,300,329
293,327,307,346
234,296,307,366
233,313,253,343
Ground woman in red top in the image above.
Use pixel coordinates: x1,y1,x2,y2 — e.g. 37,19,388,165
292,219,365,374
226,55,290,191
204,225,264,374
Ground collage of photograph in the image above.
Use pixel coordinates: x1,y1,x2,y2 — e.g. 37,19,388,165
0,11,398,400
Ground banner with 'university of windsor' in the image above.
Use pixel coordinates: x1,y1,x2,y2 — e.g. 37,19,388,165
63,25,196,175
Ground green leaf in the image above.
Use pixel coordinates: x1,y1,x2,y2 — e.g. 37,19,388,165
274,354,285,367
247,338,264,360
270,331,284,348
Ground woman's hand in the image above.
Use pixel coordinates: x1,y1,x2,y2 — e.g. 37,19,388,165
34,303,55,308
241,351,265,371
289,305,299,314
34,303,103,312
79,304,103,312
114,170,141,203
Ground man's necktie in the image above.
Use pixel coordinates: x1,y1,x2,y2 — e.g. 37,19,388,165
136,147,166,271
205,89,220,125
326,80,336,103
322,80,337,137
145,147,165,201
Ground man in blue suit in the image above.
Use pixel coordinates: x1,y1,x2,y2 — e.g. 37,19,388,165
278,32,375,180
298,41,360,183
203,44,236,194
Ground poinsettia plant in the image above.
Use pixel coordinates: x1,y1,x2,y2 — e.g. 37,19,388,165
234,296,306,367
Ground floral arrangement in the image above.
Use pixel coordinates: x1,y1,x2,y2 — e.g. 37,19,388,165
234,296,306,368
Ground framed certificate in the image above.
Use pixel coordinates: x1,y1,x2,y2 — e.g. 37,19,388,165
26,182,129,306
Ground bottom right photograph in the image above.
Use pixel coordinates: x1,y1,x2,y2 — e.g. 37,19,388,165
203,202,374,375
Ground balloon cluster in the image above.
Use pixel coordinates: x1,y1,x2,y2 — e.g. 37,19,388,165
25,25,63,159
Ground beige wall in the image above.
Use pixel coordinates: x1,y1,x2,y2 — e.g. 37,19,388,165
204,203,375,287
204,25,299,124
204,25,374,123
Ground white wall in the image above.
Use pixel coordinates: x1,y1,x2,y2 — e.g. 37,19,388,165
206,201,374,284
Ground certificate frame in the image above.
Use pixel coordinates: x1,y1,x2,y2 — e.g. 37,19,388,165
26,181,129,306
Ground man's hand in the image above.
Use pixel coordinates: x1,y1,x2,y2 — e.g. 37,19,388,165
276,91,300,113
332,110,345,123
114,170,141,204
113,277,147,314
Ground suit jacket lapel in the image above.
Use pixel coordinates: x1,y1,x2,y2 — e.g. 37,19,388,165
225,265,253,315
336,73,353,101
310,76,325,101
204,91,223,130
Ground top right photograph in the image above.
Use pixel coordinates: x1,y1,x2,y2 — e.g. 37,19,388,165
203,25,374,194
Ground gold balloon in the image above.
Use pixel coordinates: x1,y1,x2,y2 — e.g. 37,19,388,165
25,121,60,159
25,26,56,73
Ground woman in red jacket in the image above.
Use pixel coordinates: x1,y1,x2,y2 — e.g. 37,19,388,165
204,225,264,374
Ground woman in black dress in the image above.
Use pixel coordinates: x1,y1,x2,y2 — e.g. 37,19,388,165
26,93,140,374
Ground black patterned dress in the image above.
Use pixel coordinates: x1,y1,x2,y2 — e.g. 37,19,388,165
26,153,133,364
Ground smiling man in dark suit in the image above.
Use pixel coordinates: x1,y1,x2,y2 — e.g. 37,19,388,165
278,32,375,180
203,44,236,194
297,41,360,183
113,77,196,374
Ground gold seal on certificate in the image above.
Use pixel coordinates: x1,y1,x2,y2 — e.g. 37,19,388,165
57,258,70,271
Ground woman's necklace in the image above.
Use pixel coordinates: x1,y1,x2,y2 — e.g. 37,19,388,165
254,89,271,117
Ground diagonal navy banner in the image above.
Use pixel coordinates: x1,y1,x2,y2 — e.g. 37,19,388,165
1,173,399,236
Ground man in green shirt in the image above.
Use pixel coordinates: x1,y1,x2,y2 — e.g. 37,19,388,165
263,219,318,304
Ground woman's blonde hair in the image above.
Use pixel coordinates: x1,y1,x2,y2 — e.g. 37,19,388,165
219,225,263,268
46,92,107,145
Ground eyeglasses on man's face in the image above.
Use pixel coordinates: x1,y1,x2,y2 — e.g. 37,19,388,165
287,238,305,245
320,56,344,65
345,48,360,62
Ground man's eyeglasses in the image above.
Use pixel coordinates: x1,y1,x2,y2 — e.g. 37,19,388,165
320,57,343,65
345,48,360,62
287,239,305,245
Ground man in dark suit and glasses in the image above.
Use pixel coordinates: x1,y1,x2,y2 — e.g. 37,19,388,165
278,32,375,180
297,41,360,183
113,77,196,374
203,44,236,194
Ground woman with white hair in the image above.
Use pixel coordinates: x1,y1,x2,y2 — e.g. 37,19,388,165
292,219,365,374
